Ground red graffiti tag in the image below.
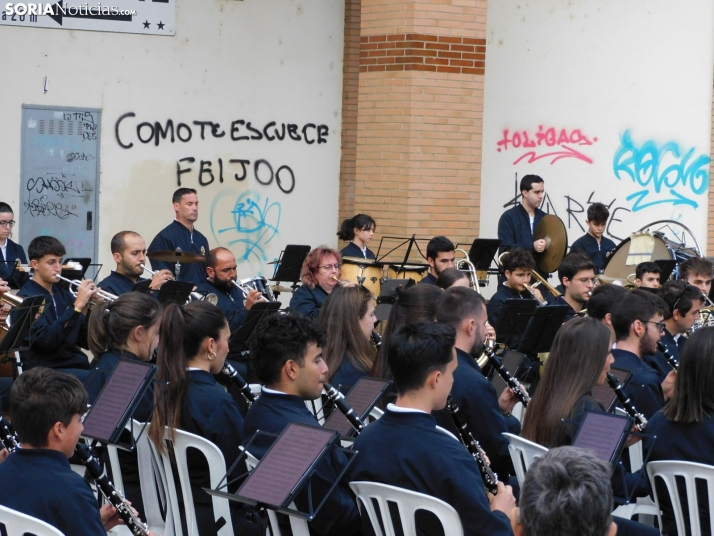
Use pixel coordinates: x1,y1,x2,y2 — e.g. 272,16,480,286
497,125,598,165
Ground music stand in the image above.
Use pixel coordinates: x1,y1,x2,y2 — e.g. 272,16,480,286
229,301,282,350
0,261,20,288
515,305,570,354
467,239,500,270
271,245,311,288
375,278,416,321
155,280,194,305
206,423,356,534
654,259,677,282
0,295,45,376
374,235,430,265
494,299,538,347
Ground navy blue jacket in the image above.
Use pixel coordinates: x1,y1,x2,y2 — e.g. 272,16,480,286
487,284,531,327
242,390,362,536
147,220,210,287
433,348,518,477
552,295,578,323
497,203,546,255
330,358,370,394
570,233,616,274
198,279,248,333
0,449,106,536
0,238,29,289
348,408,513,536
611,348,665,419
17,279,90,370
340,242,375,260
289,284,329,319
97,270,151,296
419,272,438,285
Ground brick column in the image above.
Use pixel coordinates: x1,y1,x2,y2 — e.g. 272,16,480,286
339,0,488,251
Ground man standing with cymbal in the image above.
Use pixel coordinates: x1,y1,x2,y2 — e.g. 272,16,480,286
497,175,546,256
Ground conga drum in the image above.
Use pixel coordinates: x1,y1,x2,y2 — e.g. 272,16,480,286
341,257,383,297
386,263,430,283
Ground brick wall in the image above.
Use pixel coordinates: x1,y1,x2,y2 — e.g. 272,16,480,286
710,81,714,255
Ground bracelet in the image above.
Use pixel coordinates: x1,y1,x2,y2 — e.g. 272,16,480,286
74,306,83,314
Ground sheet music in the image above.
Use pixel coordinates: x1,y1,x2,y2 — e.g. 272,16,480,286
238,424,334,507
324,378,388,435
572,412,629,463
591,368,631,411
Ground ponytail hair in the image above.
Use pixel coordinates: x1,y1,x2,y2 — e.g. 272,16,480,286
337,214,376,241
88,293,163,357
149,301,228,451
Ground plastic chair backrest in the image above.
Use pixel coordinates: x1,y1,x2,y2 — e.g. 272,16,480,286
349,481,464,536
154,427,234,536
503,432,548,486
129,421,170,535
647,460,714,536
614,407,644,471
305,394,325,425
0,505,65,536
242,448,309,536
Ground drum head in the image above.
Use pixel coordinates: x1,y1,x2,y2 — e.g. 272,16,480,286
604,235,671,280
533,215,568,274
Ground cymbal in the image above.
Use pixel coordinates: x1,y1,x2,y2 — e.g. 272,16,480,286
533,215,568,273
271,284,294,293
342,256,375,265
147,250,206,263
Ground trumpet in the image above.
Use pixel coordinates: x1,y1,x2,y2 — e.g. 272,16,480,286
55,275,118,303
140,264,217,305
523,283,547,306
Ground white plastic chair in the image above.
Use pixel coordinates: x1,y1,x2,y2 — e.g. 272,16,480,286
153,427,234,536
502,432,548,486
647,460,714,535
249,384,262,398
0,505,64,536
349,481,464,536
243,448,309,536
305,393,325,424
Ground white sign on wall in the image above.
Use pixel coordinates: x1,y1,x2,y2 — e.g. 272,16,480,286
1,0,175,35
481,0,714,253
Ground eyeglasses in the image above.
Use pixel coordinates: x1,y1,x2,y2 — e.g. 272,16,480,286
644,320,666,333
0,220,15,228
574,277,598,286
319,263,342,272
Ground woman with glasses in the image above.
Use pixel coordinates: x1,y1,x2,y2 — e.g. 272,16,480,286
289,246,353,318
0,202,28,289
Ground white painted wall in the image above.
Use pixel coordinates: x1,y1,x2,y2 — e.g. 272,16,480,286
1,0,345,278
481,0,714,257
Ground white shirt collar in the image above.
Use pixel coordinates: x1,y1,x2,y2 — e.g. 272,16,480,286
387,403,427,414
261,386,289,396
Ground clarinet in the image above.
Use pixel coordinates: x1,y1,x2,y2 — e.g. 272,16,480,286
657,341,678,371
446,395,499,495
323,382,365,434
74,443,150,536
606,373,648,432
0,418,19,452
484,345,530,407
220,362,256,406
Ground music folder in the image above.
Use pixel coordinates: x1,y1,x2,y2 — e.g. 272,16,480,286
571,411,631,465
155,280,194,305
591,367,632,412
0,295,45,357
494,299,538,347
323,377,391,437
229,301,282,349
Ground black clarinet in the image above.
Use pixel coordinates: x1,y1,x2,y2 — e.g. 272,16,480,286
484,345,530,407
323,382,365,434
74,443,150,536
371,331,382,349
657,341,678,371
220,362,256,406
606,373,648,432
0,418,19,452
446,395,499,495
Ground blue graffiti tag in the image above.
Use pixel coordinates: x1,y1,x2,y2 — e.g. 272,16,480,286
210,189,281,263
613,130,710,212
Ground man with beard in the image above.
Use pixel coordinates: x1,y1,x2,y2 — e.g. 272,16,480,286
434,286,520,480
552,251,596,321
98,231,174,296
611,289,675,419
420,235,455,285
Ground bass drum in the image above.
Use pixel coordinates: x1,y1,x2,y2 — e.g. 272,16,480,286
386,264,429,283
341,257,383,297
603,234,697,281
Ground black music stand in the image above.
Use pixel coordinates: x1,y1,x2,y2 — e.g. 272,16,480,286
229,301,282,350
467,239,500,284
654,259,677,282
375,278,416,321
206,422,356,535
516,305,570,354
374,235,430,266
271,245,311,288
494,299,538,347
0,295,45,376
155,280,194,305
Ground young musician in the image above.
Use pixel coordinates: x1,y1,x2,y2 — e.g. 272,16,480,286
289,246,345,318
587,283,627,339
0,202,28,289
680,256,713,297
147,188,210,287
611,289,675,419
17,236,99,380
421,235,455,285
646,327,714,536
347,321,516,536
149,301,254,536
434,287,519,479
317,285,376,392
0,368,146,536
634,261,661,288
570,202,616,274
371,283,442,380
243,313,361,536
487,248,542,327
497,174,546,256
552,251,596,321
338,213,377,259
98,231,173,296
521,317,613,447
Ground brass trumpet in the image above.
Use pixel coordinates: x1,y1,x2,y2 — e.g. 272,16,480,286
55,275,118,303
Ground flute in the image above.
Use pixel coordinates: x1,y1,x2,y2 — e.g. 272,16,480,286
606,373,648,432
331,276,352,286
220,362,256,406
323,382,365,434
656,341,678,371
74,443,150,536
446,395,499,495
483,344,530,407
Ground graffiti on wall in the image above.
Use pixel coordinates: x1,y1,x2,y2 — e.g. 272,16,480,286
496,125,598,165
